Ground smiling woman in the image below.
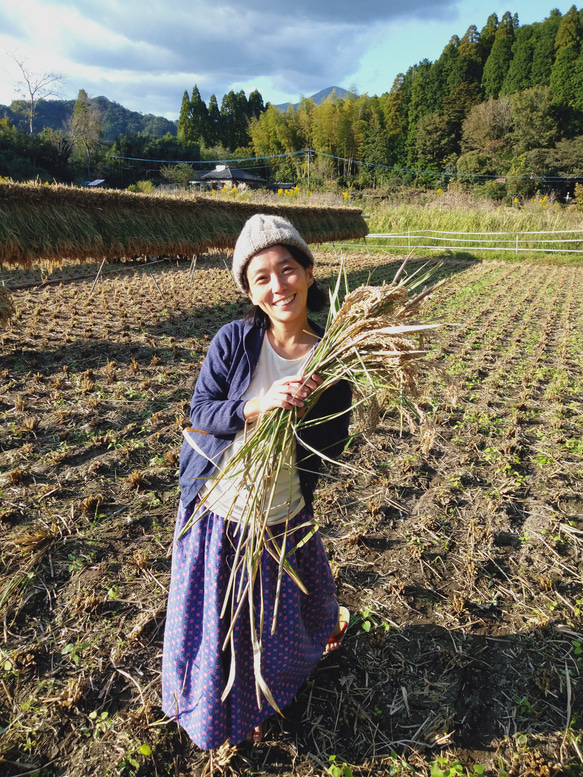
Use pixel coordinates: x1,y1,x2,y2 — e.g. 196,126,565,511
161,213,352,750
246,246,314,334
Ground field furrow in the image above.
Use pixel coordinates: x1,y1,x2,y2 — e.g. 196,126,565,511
0,253,581,777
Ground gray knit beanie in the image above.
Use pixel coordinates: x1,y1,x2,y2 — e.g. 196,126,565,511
232,213,314,293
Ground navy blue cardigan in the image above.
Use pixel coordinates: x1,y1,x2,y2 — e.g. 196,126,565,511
178,319,352,510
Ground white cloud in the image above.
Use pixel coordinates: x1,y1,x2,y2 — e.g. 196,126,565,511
0,0,569,118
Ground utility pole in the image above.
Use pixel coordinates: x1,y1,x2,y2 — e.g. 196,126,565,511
306,148,315,189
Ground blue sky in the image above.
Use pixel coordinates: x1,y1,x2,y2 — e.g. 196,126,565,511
0,1,576,119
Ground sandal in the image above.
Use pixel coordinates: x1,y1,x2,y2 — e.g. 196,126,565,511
252,724,263,743
324,606,350,654
247,724,263,743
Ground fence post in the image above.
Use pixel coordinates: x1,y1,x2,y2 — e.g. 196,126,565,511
516,234,519,256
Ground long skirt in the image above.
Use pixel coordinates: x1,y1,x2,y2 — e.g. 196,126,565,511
161,499,338,750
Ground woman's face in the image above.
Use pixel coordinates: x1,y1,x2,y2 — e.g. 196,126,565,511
246,245,313,328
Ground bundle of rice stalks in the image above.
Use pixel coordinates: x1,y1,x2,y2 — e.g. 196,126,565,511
182,258,445,711
0,286,14,326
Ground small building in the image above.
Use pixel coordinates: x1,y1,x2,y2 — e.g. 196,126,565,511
197,165,266,190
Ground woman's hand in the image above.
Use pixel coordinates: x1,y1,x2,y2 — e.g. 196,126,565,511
243,373,323,421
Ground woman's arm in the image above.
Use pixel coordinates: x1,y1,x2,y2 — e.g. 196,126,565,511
189,327,248,437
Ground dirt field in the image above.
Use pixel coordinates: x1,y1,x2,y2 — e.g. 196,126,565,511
1,251,582,777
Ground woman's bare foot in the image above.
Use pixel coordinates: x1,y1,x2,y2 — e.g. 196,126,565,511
324,606,350,654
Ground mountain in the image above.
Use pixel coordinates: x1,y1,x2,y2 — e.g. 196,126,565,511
0,86,349,140
0,96,177,142
275,86,349,111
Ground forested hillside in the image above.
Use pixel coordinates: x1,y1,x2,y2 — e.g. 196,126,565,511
3,5,583,197
236,6,583,192
0,96,177,142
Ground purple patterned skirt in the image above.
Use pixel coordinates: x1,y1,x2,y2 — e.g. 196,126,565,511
161,499,338,750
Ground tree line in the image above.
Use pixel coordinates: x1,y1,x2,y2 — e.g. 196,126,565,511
239,5,583,197
4,6,583,198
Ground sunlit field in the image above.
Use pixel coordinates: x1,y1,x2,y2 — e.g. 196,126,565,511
1,191,582,776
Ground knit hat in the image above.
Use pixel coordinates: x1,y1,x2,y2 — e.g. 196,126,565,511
232,213,314,293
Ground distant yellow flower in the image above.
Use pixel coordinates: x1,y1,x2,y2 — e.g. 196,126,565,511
437,188,443,195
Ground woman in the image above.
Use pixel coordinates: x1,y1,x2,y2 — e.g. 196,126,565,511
162,213,351,749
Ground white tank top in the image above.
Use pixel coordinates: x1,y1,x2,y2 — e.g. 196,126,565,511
199,335,312,525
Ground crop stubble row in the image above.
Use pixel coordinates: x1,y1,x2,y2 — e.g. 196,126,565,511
0,254,582,774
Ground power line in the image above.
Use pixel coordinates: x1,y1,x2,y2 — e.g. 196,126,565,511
105,150,305,165
105,148,583,184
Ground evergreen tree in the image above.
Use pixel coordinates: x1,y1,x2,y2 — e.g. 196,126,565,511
548,134,583,174
441,81,483,146
482,12,518,99
177,90,193,144
501,24,535,94
205,94,221,147
235,90,251,148
406,59,439,162
248,89,265,120
531,10,562,86
478,13,499,62
415,112,456,166
363,98,392,167
0,117,38,179
177,85,209,146
219,90,253,150
550,5,583,109
36,127,72,179
459,25,480,58
190,85,209,146
220,91,237,150
451,26,483,88
436,35,461,92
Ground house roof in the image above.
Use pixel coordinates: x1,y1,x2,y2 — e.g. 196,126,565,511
199,165,266,183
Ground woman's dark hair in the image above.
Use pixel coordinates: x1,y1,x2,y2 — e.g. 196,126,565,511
242,244,327,329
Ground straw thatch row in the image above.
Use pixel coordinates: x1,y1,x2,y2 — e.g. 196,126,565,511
0,181,368,268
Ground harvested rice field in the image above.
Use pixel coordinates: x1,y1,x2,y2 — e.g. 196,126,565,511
0,251,582,777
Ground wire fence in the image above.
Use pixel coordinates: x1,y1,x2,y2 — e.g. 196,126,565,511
358,229,583,255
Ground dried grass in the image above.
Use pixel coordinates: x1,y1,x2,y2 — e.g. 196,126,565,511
0,181,368,268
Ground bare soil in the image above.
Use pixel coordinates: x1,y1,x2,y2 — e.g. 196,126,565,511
0,251,582,777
